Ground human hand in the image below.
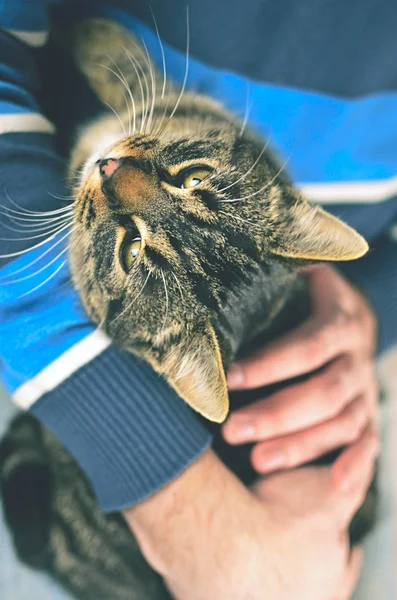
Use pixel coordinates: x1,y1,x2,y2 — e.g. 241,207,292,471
125,428,378,600
251,427,379,600
223,264,378,482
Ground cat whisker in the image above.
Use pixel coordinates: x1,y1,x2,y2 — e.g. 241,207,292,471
4,245,69,285
123,48,149,133
1,209,74,229
123,89,133,136
0,220,66,236
47,192,75,202
153,94,171,137
100,60,136,136
239,83,252,138
150,6,167,99
106,55,137,136
102,100,128,138
18,259,67,299
140,38,156,134
132,40,154,132
2,204,73,218
0,209,71,227
160,268,169,327
0,221,72,260
13,214,73,231
3,192,74,216
0,218,73,242
216,139,270,194
0,229,73,280
20,216,73,231
218,155,290,204
218,210,260,227
171,270,184,303
109,270,151,327
125,38,155,132
98,62,131,133
157,7,190,138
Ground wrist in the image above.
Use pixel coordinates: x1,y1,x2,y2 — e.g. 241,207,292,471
123,448,256,578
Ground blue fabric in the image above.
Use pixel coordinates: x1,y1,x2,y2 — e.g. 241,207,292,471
101,7,397,186
0,31,41,112
32,348,212,511
0,0,50,32
0,237,91,393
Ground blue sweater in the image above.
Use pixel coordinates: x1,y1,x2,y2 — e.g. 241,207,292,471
0,0,396,512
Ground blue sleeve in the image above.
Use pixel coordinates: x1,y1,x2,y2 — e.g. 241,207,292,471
0,11,211,512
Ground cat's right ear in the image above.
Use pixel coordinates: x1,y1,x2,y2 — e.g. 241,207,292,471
270,199,368,262
148,325,229,423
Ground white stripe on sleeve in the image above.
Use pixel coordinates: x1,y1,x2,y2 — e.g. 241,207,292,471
0,113,55,135
13,330,112,409
5,29,48,47
299,174,397,204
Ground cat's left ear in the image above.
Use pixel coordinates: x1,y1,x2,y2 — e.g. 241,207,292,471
271,200,368,261
162,325,229,423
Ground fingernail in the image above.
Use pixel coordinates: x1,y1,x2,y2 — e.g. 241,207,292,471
227,365,244,388
257,448,286,471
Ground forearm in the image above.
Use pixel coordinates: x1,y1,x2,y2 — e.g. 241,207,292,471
124,448,258,592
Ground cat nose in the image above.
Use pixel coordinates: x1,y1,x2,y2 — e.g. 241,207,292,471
99,158,120,180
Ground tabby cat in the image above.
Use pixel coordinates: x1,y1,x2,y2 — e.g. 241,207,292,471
0,18,376,600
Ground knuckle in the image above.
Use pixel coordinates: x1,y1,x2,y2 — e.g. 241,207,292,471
305,333,324,361
259,399,285,432
326,366,351,411
368,429,381,453
366,364,378,391
333,309,350,329
306,325,337,362
345,403,367,441
345,312,359,333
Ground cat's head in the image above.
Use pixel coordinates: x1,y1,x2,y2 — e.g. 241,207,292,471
70,96,368,422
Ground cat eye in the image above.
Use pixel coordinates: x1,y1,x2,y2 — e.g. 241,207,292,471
180,168,211,189
122,237,141,271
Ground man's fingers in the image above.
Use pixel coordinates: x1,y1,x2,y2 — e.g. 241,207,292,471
223,356,370,444
304,264,346,313
336,547,363,600
227,311,362,390
331,428,379,525
251,395,371,474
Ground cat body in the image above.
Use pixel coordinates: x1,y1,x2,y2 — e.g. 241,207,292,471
0,17,375,600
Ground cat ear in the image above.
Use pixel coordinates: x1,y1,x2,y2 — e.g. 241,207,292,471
272,202,368,261
163,325,229,423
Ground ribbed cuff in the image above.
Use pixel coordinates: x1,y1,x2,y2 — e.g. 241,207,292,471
339,234,397,355
31,346,212,512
